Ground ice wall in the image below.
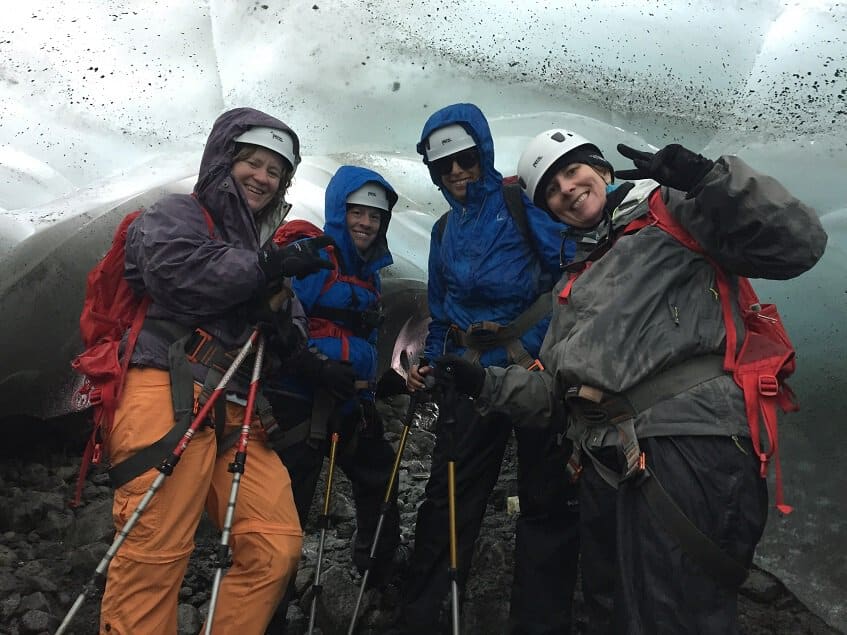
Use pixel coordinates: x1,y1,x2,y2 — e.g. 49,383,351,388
1,0,845,629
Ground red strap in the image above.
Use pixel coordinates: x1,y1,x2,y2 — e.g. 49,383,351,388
308,318,351,361
557,264,592,304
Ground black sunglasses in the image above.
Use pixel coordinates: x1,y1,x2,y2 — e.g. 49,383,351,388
431,148,480,176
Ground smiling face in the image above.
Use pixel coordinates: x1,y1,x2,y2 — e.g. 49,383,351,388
230,147,286,214
543,162,610,228
438,149,482,203
346,204,383,252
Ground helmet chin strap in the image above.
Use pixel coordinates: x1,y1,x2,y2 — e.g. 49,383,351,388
603,182,635,222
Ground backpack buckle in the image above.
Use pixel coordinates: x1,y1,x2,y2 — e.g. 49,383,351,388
758,375,779,397
88,387,103,406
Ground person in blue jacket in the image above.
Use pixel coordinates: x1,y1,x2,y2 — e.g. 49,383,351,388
403,103,581,635
265,165,403,633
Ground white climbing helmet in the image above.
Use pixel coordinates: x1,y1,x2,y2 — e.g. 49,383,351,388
422,124,477,162
516,129,605,204
346,182,391,212
234,126,298,172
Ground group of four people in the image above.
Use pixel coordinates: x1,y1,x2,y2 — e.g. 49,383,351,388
96,102,826,635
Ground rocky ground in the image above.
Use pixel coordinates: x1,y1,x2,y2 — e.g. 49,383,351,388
0,395,842,635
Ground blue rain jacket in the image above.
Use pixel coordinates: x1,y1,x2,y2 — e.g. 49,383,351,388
418,103,572,367
285,166,396,404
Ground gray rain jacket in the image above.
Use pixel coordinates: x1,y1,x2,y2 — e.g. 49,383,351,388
124,107,307,389
476,156,827,448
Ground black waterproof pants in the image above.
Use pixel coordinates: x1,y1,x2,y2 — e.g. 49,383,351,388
401,396,580,634
265,401,400,634
580,435,768,635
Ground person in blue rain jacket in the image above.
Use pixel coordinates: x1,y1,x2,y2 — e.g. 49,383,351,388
403,103,581,635
264,165,404,634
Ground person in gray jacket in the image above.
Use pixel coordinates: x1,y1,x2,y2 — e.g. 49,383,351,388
432,129,827,634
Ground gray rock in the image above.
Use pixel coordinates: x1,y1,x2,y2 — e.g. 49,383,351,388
19,592,51,613
68,542,107,571
177,603,202,634
330,492,355,522
0,591,20,619
313,565,359,634
295,564,315,595
40,508,74,540
19,609,58,633
65,497,113,547
0,544,16,567
15,561,60,594
0,568,20,593
741,568,783,604
18,464,49,488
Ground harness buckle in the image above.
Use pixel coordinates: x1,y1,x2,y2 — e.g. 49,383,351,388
758,452,769,478
185,329,215,365
758,375,779,397
527,358,545,372
91,442,102,465
566,454,583,483
466,321,502,345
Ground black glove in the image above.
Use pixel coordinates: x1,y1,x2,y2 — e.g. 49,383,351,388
241,293,299,360
615,143,714,193
433,353,485,399
289,348,357,402
258,236,335,282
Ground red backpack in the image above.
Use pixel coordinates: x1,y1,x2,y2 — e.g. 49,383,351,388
70,205,215,505
636,190,798,513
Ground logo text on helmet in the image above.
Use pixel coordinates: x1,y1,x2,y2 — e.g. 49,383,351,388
271,132,287,143
441,138,452,145
532,155,543,167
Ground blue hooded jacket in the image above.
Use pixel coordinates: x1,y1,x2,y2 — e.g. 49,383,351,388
288,165,397,403
418,103,572,367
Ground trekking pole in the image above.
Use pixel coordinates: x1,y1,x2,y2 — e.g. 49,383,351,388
347,380,434,635
435,366,461,635
55,328,261,635
204,333,266,634
307,417,342,635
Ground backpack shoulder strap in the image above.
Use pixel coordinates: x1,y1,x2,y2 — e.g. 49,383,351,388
435,183,536,263
435,211,450,242
502,182,530,242
502,181,543,266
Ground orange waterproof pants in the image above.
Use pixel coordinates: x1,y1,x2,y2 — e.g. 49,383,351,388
99,368,302,635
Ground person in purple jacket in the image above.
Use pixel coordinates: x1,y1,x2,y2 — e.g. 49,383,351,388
100,107,332,635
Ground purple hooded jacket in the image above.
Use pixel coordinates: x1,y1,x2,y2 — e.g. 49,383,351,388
124,107,307,385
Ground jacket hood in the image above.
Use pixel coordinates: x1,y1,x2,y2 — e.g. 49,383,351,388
324,165,396,277
417,103,503,209
194,107,301,247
